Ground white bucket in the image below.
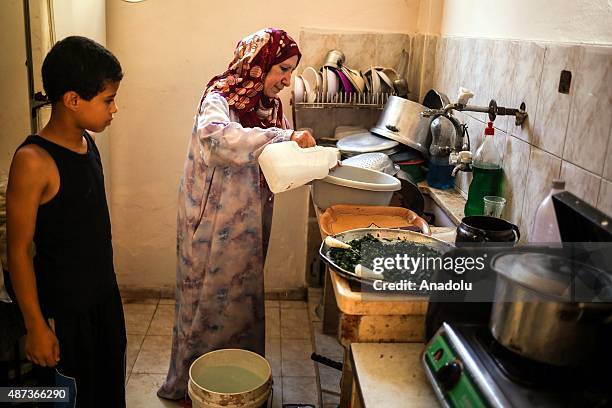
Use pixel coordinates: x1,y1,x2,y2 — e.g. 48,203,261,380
188,349,272,408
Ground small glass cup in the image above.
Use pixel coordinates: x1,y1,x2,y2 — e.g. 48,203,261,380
483,196,506,218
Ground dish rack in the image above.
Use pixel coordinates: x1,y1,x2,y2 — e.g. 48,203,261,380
291,91,391,138
293,91,391,108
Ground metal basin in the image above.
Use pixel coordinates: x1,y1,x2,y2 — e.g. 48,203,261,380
319,227,452,287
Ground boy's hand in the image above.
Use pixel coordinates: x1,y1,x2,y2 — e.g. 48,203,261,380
290,130,316,148
25,323,60,367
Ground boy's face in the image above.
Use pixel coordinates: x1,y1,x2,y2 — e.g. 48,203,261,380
74,81,120,133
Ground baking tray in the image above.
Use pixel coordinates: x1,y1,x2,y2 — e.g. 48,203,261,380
319,205,430,236
319,228,453,287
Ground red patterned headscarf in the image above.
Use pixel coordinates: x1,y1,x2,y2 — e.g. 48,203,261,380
201,28,301,129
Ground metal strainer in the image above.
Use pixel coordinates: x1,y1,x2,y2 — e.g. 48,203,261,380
341,153,400,176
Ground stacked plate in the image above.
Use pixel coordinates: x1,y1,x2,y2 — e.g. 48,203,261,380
336,132,400,158
294,65,365,103
363,66,400,94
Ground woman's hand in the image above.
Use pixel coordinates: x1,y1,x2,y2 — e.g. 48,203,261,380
291,130,316,148
25,322,60,367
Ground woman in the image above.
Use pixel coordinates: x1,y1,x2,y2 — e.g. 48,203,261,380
158,28,314,401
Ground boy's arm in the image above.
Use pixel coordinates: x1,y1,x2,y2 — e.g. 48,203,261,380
7,147,60,367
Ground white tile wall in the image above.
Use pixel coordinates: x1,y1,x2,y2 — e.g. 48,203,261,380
560,161,601,207
521,147,562,241
563,46,612,175
501,135,531,226
604,126,612,180
430,35,612,231
533,44,580,156
598,179,612,216
508,42,546,144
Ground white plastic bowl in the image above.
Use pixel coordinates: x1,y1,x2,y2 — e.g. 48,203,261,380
311,165,401,210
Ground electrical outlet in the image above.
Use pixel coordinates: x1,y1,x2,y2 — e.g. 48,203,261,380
558,70,572,94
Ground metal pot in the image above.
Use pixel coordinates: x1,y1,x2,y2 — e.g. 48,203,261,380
370,96,431,156
456,216,520,244
490,251,612,367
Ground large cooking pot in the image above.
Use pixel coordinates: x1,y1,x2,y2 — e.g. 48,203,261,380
490,251,612,367
370,96,431,157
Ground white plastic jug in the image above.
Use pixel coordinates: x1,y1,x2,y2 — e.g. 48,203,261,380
529,179,565,243
258,141,339,194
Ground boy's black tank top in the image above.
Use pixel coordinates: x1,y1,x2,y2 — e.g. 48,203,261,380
19,133,117,317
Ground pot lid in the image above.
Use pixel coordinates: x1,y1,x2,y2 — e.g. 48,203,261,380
493,252,579,299
336,132,399,153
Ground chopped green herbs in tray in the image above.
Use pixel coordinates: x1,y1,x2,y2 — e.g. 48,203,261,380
329,234,443,282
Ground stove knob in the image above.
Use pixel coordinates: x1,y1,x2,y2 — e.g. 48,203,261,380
436,360,463,391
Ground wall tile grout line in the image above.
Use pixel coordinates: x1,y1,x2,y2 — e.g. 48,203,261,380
560,46,581,173
500,133,605,181
517,145,534,234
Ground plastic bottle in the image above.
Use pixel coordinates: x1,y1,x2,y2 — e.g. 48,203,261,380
464,121,503,216
427,156,456,189
258,141,339,194
529,179,565,243
427,115,457,189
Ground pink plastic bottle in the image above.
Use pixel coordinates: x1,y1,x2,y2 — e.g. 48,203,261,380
529,179,565,243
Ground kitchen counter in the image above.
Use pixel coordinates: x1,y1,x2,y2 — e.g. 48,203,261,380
349,342,437,408
418,181,466,226
310,183,462,407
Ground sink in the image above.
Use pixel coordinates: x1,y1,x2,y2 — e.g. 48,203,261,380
423,193,457,228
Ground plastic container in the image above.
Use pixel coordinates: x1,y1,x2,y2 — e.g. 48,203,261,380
311,165,401,210
427,156,455,189
188,349,272,408
341,153,399,175
464,122,503,216
397,158,426,184
529,180,565,243
258,141,339,194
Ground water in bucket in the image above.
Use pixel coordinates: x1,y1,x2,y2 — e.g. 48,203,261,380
258,141,339,194
194,365,264,394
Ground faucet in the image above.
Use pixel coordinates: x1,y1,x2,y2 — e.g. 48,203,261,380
450,150,473,176
428,105,472,175
422,98,528,127
422,89,528,175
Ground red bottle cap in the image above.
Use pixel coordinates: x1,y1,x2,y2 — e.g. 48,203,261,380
485,121,495,135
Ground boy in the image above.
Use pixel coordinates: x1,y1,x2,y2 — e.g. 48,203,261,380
6,36,125,407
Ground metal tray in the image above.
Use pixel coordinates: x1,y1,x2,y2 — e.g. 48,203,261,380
319,228,453,287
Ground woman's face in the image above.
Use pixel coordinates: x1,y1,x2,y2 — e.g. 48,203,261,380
263,55,299,98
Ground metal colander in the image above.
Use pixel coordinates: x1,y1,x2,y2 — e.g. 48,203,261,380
341,153,400,175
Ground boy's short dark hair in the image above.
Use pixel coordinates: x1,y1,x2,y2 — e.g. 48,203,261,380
42,36,123,103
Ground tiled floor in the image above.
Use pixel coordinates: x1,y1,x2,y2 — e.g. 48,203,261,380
122,288,343,408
